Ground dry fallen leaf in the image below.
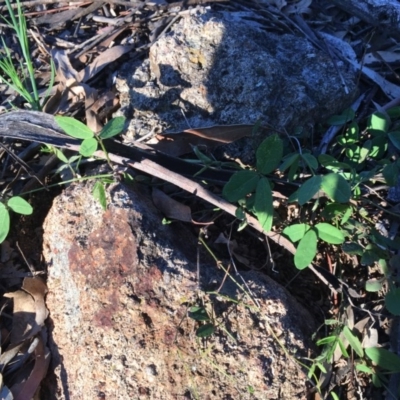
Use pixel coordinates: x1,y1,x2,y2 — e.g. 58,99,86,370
152,188,192,223
152,124,254,156
152,188,213,225
10,335,50,400
78,45,134,83
3,277,48,344
183,124,253,143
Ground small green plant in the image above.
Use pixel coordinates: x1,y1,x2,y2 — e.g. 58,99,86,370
309,317,400,395
223,134,283,232
0,196,33,242
54,115,126,209
0,0,54,110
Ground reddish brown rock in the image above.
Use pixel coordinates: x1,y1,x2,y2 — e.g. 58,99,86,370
42,181,316,399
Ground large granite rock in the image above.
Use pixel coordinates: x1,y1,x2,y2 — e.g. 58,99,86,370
42,181,316,399
116,7,358,160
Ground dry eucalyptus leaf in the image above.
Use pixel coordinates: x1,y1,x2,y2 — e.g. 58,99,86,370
184,124,253,143
78,45,134,83
152,188,192,223
0,343,23,372
4,278,48,344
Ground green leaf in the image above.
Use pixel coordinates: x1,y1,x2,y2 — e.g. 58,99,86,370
361,248,381,266
283,223,309,243
318,154,351,171
330,392,340,400
287,156,299,182
321,203,350,221
388,131,400,151
55,116,94,139
223,170,259,202
256,134,283,174
342,326,363,357
0,203,10,243
92,182,107,211
383,162,399,186
387,106,400,118
338,338,349,358
316,336,337,345
342,242,364,255
327,109,355,125
189,307,210,321
294,229,317,270
79,137,98,157
99,116,126,139
297,175,322,205
196,323,215,337
301,153,318,171
339,121,359,145
355,363,374,374
279,153,299,172
368,112,390,134
7,196,33,215
254,178,273,232
235,207,245,220
369,135,388,159
365,278,384,293
385,288,400,316
365,347,400,372
53,147,69,163
321,173,351,203
315,223,344,244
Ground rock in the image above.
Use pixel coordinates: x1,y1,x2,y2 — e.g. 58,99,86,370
42,181,316,399
116,7,358,161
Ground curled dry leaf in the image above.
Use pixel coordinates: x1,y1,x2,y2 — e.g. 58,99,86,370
152,188,192,223
153,124,253,156
152,188,213,225
3,277,48,344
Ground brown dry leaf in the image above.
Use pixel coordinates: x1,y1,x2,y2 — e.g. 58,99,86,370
183,124,253,143
152,124,254,156
152,188,213,225
152,188,192,223
52,49,80,82
0,343,24,372
151,134,220,156
3,278,48,344
44,49,102,131
10,335,50,400
21,277,48,329
78,45,134,83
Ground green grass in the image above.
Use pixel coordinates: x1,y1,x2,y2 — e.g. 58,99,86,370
0,0,54,109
